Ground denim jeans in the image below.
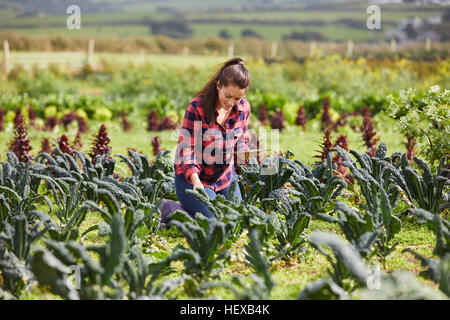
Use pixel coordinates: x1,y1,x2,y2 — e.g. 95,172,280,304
174,168,242,219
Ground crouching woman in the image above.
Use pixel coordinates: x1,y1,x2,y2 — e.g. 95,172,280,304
174,57,251,219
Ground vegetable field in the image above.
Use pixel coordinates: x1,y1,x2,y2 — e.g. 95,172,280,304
0,53,449,301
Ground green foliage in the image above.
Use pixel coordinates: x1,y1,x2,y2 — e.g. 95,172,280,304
83,189,162,245
330,202,377,259
28,178,90,242
298,278,350,300
260,189,311,260
358,270,449,300
0,242,34,297
287,153,346,219
116,150,176,204
308,231,368,292
0,153,47,220
387,85,450,168
402,250,450,297
31,213,127,300
160,210,233,282
333,201,396,260
202,229,275,300
0,210,49,296
121,245,183,299
395,154,449,215
407,208,450,257
185,188,280,245
237,152,294,205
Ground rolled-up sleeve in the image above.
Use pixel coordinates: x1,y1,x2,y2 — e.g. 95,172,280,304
175,102,202,180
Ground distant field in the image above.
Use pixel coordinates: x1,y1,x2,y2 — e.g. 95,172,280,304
191,23,386,41
185,9,443,23
0,2,446,42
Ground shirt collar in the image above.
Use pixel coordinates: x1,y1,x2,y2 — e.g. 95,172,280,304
215,99,245,115
237,98,245,112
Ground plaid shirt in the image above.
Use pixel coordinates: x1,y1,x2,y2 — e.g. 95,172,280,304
174,95,250,191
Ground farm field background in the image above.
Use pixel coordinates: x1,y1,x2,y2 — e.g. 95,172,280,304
0,0,447,42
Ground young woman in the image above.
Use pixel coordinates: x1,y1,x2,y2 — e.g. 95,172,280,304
174,57,251,219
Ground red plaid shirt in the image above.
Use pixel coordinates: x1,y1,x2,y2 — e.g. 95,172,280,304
174,95,250,191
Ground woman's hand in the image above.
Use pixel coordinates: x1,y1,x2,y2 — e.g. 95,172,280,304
190,173,205,192
193,183,205,192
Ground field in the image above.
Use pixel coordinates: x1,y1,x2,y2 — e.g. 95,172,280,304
0,44,449,303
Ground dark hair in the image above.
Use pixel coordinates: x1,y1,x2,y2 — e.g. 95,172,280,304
194,57,250,124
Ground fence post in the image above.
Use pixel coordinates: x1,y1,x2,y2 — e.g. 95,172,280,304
3,39,9,81
346,39,354,58
310,41,316,57
140,49,145,64
425,37,431,52
390,38,396,52
228,43,234,58
182,46,189,67
87,38,95,66
271,41,278,59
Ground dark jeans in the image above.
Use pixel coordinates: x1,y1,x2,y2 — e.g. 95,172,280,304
175,168,242,219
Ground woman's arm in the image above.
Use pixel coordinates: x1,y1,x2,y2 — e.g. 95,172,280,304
175,101,204,189
189,172,204,191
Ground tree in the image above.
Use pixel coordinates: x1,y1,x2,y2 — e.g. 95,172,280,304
218,29,232,39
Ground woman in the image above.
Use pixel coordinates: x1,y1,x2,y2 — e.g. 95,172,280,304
173,57,251,219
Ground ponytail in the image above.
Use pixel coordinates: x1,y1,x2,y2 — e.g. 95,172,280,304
194,57,250,124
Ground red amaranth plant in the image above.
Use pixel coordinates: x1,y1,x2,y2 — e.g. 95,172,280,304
9,109,33,163
40,138,52,154
121,110,131,132
77,116,88,133
258,103,268,125
58,134,73,156
28,104,38,128
14,109,23,128
361,106,379,157
90,124,111,163
61,111,77,129
361,105,371,118
314,129,332,166
151,136,161,156
404,134,418,162
0,109,4,131
270,109,285,131
158,116,177,131
147,110,159,131
295,106,307,131
333,134,352,183
45,116,58,131
334,134,349,152
73,131,83,150
321,96,334,130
